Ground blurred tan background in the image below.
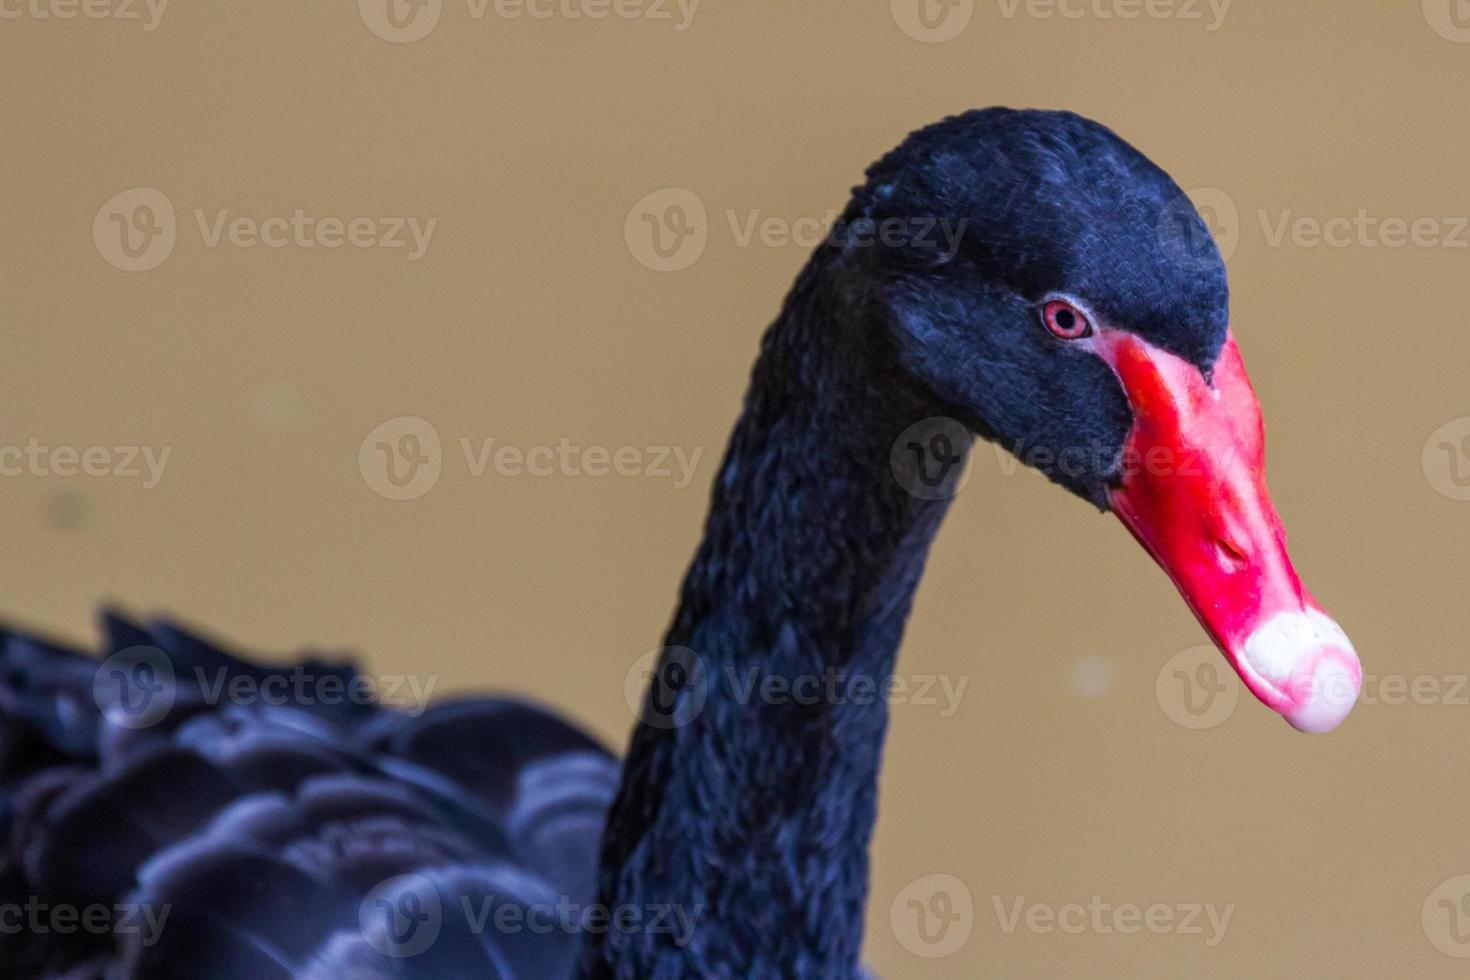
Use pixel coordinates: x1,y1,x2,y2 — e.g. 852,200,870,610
3,2,1469,976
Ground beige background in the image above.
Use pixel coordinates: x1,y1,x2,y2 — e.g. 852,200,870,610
3,2,1469,977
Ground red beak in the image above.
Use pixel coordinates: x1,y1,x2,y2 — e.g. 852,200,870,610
1093,328,1361,732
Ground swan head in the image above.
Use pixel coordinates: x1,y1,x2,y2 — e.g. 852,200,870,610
836,108,1360,733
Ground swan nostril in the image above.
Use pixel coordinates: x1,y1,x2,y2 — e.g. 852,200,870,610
1214,538,1249,572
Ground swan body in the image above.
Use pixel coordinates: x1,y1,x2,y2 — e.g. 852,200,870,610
1,108,1359,979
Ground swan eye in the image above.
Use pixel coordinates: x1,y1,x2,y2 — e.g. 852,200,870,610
1042,299,1093,340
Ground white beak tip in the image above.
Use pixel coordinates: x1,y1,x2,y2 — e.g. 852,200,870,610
1281,650,1361,734
1240,611,1362,734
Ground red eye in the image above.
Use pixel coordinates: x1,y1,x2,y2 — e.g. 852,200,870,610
1042,299,1093,340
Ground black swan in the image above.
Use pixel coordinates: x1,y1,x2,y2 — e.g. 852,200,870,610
0,108,1360,979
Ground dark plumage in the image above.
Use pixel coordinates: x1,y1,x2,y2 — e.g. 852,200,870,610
0,613,616,979
2,108,1233,978
587,108,1226,977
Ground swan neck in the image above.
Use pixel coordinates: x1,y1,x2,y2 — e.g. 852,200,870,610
585,256,958,977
